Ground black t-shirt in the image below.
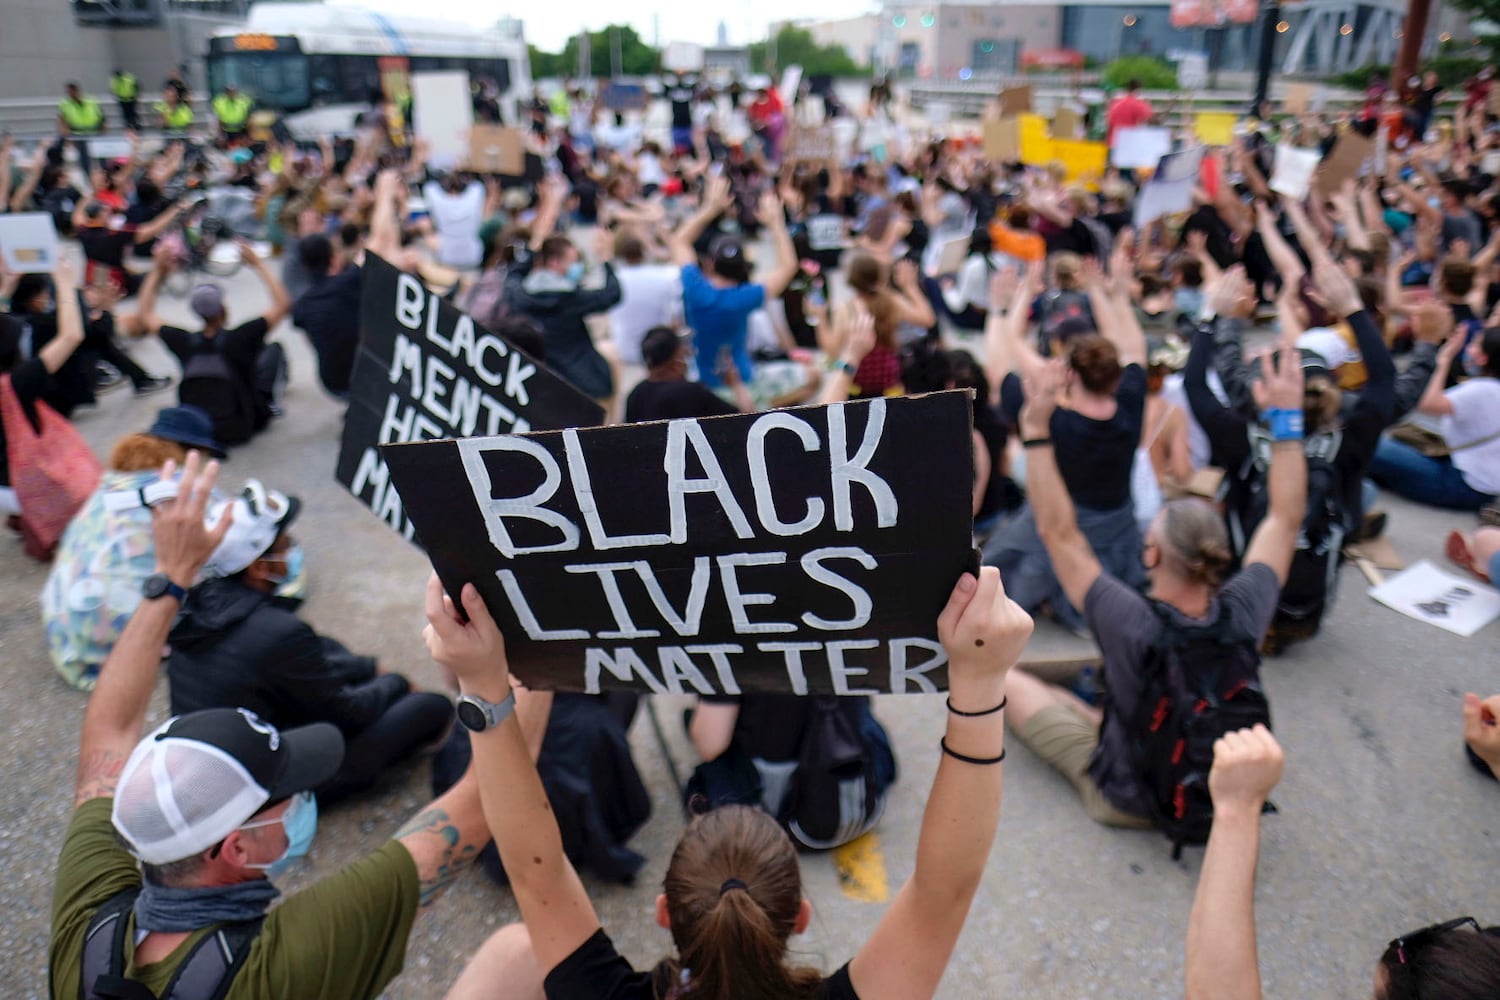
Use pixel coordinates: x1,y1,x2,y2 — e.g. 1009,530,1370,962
543,928,859,1000
1002,364,1145,510
292,266,363,395
0,355,49,489
77,225,134,268
160,318,269,376
625,379,737,423
1043,218,1095,255
126,198,173,256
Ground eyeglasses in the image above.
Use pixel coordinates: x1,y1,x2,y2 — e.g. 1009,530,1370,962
1388,916,1481,965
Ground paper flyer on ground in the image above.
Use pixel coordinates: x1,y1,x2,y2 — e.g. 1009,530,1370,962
1369,560,1500,638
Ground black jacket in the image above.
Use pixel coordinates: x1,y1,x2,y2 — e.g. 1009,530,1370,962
167,577,407,736
503,257,621,399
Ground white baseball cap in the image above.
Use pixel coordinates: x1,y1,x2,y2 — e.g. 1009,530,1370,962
201,480,301,579
1296,328,1360,371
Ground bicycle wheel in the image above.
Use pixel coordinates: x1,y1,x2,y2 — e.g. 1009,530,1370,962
163,266,194,298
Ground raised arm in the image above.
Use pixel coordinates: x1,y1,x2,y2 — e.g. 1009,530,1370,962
819,308,877,404
239,240,291,328
367,168,404,262
670,175,733,267
891,258,937,328
1085,258,1146,368
1000,263,1048,383
75,454,233,805
755,191,799,299
1184,726,1284,1000
981,264,1021,398
10,145,48,213
848,567,1031,1000
1415,335,1463,417
1240,340,1309,585
132,198,186,244
38,260,86,374
1016,361,1104,611
423,576,601,973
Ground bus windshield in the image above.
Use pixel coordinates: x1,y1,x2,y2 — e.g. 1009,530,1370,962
207,52,311,112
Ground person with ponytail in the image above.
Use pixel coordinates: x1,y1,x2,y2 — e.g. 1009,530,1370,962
999,344,1305,828
430,565,1033,1000
827,251,935,399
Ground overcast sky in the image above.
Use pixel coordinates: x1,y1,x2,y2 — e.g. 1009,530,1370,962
339,0,878,53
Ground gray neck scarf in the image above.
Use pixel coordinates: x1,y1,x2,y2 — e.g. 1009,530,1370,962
133,879,280,933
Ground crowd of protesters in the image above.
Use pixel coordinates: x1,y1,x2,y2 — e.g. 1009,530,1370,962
3,61,1498,1000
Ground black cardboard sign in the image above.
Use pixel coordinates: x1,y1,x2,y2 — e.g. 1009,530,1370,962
336,254,606,540
382,392,976,695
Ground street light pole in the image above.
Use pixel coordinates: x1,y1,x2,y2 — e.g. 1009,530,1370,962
1391,0,1433,88
1252,0,1281,114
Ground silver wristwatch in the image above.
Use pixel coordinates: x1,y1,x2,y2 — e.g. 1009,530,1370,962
455,690,517,733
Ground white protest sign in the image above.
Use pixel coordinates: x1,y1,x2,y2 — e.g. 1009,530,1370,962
1111,126,1173,169
0,213,61,274
781,65,803,102
1269,144,1321,200
411,71,473,170
1177,54,1208,90
1370,560,1500,637
1133,146,1205,227
663,41,705,73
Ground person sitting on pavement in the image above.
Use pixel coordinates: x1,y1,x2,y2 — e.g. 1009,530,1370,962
624,326,753,423
1000,340,1305,829
48,453,497,999
431,562,1032,1000
291,231,363,399
166,479,451,804
1183,728,1500,999
505,229,622,405
133,241,291,446
41,405,224,691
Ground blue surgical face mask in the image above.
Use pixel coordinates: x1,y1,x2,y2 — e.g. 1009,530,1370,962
242,791,318,877
261,544,302,588
565,261,585,284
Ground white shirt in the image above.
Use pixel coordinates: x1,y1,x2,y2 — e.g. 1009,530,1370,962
421,180,485,269
1161,370,1229,471
610,264,682,364
1442,376,1500,494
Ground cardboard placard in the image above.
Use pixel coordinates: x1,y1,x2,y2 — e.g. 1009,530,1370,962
785,126,840,163
1018,114,1052,165
1284,82,1314,116
1111,126,1173,169
1269,144,1321,200
998,84,1034,118
382,392,977,695
336,255,606,541
0,212,61,274
983,118,1020,161
411,71,473,170
1053,105,1082,139
1051,139,1109,182
465,125,525,175
935,235,969,275
1194,112,1237,147
1313,131,1375,196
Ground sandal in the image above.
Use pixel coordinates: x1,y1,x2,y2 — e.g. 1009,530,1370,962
1445,530,1492,584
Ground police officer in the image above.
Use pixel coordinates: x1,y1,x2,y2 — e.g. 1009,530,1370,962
58,82,105,173
212,84,253,143
155,87,195,134
110,69,140,130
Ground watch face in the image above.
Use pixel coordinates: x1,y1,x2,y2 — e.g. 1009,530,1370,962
456,699,488,732
143,574,168,598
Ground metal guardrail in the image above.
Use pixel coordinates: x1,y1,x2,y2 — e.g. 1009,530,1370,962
0,95,209,144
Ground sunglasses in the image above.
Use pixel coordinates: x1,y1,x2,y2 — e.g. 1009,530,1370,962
1388,916,1484,965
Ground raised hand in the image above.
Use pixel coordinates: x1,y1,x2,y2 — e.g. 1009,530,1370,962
151,452,233,588
1207,725,1284,815
422,572,509,686
936,566,1034,682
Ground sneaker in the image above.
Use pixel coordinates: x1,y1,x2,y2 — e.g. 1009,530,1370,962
93,364,127,394
133,374,174,396
1351,510,1387,544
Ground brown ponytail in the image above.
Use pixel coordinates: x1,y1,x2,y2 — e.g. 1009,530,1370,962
1159,498,1233,589
845,252,898,349
658,806,823,1000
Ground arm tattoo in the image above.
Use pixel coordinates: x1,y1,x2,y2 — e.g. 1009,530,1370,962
75,749,127,806
394,806,482,911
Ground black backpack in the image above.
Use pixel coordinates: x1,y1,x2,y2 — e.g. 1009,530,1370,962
178,334,254,445
1127,601,1273,858
1231,429,1349,630
75,888,262,1000
776,697,888,850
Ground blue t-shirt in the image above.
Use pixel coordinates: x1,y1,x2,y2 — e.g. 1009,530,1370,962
680,264,764,388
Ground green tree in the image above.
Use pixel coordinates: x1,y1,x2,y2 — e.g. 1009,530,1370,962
549,24,659,78
528,45,565,79
1101,55,1179,91
751,26,864,77
1442,0,1500,62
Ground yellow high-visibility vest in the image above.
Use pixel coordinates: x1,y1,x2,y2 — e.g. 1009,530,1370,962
59,97,104,132
213,92,253,129
156,101,194,131
110,73,138,100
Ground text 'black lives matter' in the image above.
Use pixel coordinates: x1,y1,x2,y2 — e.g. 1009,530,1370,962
382,392,975,695
336,254,605,540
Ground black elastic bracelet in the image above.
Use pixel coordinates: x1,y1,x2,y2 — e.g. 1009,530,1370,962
946,694,1007,717
1021,437,1053,448
940,738,1006,766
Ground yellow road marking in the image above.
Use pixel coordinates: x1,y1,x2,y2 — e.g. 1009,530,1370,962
833,832,889,903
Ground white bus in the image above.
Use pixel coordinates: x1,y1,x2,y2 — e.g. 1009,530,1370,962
206,3,530,138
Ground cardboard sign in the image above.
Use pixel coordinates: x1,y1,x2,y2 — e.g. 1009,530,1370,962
785,126,839,163
465,125,525,175
1194,112,1237,146
0,213,61,273
935,235,969,275
382,392,977,695
1269,144,1321,200
1313,131,1375,196
983,118,1020,161
1284,82,1314,116
336,254,606,541
1053,105,1082,139
1051,139,1108,182
1018,114,1052,165
1111,126,1172,168
998,85,1034,118
602,82,650,112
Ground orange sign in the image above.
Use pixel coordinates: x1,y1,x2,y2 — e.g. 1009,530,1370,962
233,33,278,51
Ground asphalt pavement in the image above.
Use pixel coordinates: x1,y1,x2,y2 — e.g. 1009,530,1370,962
2,260,1498,1000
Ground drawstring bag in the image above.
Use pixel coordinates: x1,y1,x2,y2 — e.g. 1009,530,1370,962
1,373,102,561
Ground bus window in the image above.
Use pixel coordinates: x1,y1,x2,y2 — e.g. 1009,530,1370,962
308,54,340,105
206,53,310,111
337,54,382,104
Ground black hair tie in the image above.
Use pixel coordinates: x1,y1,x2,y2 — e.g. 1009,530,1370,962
719,878,748,896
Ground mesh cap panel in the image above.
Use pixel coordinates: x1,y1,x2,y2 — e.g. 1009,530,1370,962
112,721,271,865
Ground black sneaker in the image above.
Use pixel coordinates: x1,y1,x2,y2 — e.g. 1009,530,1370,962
133,374,174,396
94,364,127,394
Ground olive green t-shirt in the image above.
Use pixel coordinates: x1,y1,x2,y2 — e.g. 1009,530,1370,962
50,798,421,999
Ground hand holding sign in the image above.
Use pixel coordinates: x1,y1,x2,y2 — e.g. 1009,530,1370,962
937,568,1033,695
424,572,510,697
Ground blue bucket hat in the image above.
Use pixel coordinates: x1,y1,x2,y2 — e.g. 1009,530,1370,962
147,405,227,459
